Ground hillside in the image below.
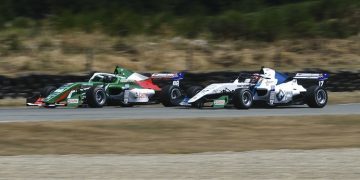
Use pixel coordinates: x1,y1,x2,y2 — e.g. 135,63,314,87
0,31,359,75
0,0,359,75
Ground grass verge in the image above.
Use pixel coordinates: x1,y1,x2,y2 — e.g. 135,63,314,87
0,115,359,155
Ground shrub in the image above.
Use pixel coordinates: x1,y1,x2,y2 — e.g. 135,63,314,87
208,11,251,39
11,17,35,28
103,11,144,36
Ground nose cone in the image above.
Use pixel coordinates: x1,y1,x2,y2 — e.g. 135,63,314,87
188,84,222,103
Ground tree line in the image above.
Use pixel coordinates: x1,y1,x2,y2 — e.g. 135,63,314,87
0,0,358,41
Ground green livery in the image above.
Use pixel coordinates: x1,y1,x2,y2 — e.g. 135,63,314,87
26,66,187,108
212,96,229,108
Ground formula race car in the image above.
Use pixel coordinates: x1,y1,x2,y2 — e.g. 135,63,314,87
187,67,329,109
26,66,187,108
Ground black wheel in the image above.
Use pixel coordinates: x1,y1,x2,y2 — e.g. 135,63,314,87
160,85,184,107
233,89,253,109
186,86,203,98
40,86,56,98
305,86,327,108
86,87,107,108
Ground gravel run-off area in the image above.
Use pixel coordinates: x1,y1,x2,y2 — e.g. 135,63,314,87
1,148,360,180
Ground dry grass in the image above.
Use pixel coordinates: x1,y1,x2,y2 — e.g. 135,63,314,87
0,115,359,155
0,98,26,106
0,31,359,76
328,91,360,104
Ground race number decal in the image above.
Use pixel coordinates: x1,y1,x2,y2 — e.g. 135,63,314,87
173,80,180,86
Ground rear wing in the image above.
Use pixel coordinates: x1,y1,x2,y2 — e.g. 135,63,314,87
294,73,329,81
151,72,184,81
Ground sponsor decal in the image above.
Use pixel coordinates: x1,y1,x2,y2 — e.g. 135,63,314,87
135,92,147,98
237,85,247,87
151,73,176,78
214,99,226,106
67,99,79,104
276,90,285,101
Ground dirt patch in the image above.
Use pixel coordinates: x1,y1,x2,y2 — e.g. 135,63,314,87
0,115,359,155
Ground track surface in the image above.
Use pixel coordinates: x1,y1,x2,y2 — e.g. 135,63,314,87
0,103,359,122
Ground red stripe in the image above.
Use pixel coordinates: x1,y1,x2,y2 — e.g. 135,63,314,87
136,79,161,91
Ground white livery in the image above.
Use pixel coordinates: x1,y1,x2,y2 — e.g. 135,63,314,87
188,67,329,109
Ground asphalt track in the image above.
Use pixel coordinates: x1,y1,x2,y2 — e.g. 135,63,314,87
0,103,359,122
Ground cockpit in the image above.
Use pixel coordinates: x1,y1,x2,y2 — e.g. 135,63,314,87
89,73,118,83
246,67,290,85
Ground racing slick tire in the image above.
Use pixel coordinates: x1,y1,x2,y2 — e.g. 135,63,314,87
305,86,327,108
160,85,183,107
86,87,107,108
40,86,56,98
233,88,253,109
186,86,203,98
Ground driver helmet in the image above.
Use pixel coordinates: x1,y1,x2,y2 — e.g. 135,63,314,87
250,73,261,83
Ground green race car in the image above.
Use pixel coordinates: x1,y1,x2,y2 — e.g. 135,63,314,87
26,66,186,108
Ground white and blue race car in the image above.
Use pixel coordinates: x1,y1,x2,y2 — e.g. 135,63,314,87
185,67,329,109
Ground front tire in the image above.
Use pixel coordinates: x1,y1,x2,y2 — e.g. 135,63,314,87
41,86,56,98
86,87,107,108
233,89,253,109
186,86,203,98
160,85,184,107
306,86,327,108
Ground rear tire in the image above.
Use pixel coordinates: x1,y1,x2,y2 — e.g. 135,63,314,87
306,86,327,108
160,85,184,107
86,87,107,108
40,86,56,98
233,89,253,109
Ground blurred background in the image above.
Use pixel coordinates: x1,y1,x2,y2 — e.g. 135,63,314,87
0,0,359,75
